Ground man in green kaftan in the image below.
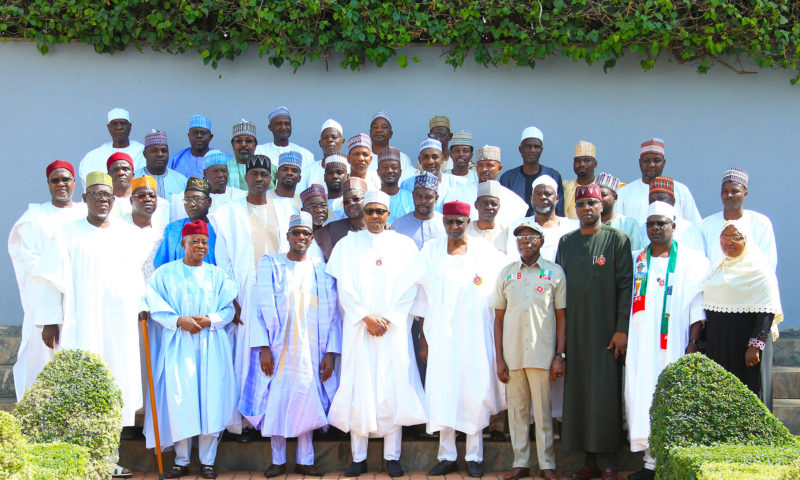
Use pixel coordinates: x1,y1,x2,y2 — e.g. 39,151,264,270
555,184,632,480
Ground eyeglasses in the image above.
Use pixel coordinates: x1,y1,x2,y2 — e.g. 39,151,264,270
646,220,672,229
49,177,73,185
427,132,449,139
86,191,113,201
364,207,388,216
575,200,601,208
133,193,157,200
290,230,313,238
304,203,328,212
516,234,542,243
444,218,467,226
183,196,209,205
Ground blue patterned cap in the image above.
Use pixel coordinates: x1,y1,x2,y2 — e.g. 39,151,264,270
419,138,442,154
289,211,313,230
268,106,290,122
414,172,439,192
204,150,229,169
189,114,212,132
145,129,168,147
278,151,303,169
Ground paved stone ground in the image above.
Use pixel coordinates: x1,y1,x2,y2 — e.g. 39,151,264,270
129,471,636,479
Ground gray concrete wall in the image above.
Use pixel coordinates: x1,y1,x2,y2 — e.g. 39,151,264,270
1,41,797,326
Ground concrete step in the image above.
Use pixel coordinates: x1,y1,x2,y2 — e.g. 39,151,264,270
0,364,13,398
0,396,15,412
119,435,643,474
774,338,800,367
774,366,800,400
774,399,800,435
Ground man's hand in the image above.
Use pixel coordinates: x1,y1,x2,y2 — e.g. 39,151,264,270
607,331,627,361
363,315,388,336
685,342,700,354
232,300,243,325
196,316,212,328
42,325,59,349
320,352,335,382
746,346,761,367
260,346,274,377
550,356,565,381
496,357,510,384
418,336,428,364
177,316,203,334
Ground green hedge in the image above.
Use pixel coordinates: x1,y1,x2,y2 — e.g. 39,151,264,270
14,349,123,480
1,1,799,82
658,444,800,480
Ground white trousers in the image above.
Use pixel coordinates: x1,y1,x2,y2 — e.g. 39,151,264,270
351,430,402,462
643,448,656,470
174,434,220,466
438,427,483,462
271,432,315,465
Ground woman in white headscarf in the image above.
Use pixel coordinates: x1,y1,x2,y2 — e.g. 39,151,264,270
702,220,782,398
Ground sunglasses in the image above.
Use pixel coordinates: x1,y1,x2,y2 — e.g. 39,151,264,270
364,207,388,216
575,200,601,208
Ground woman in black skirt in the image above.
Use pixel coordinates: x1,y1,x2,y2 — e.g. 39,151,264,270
702,220,783,398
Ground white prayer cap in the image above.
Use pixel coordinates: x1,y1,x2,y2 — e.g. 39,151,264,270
647,201,675,220
363,190,390,209
321,118,343,136
107,107,130,123
477,180,503,198
520,126,544,142
531,174,558,193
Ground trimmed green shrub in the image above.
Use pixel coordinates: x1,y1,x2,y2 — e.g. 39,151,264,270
699,462,791,480
13,349,123,480
783,458,800,480
650,353,797,469
0,411,28,476
658,444,800,480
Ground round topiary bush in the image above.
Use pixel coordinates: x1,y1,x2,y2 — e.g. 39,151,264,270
650,353,798,469
13,349,123,479
0,410,29,477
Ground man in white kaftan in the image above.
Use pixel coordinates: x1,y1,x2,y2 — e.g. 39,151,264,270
414,201,505,478
240,212,342,477
33,171,149,427
78,107,144,189
144,219,238,478
8,160,86,400
326,190,427,478
209,154,280,435
624,202,709,480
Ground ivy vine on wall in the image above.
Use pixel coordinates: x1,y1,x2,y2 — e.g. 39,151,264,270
1,1,799,83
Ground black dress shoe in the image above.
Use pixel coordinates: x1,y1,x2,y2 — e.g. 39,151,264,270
466,461,483,478
386,460,404,477
165,465,190,479
627,467,655,480
264,463,286,478
428,460,459,476
200,465,218,479
344,460,368,477
295,464,324,476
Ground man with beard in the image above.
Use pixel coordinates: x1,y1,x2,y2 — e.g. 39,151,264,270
347,133,381,190
241,212,341,478
636,177,694,245
465,180,508,254
400,139,467,211
555,184,632,480
415,201,506,479
270,151,303,252
168,115,223,179
369,111,416,182
300,184,329,232
298,119,345,192
256,106,315,171
34,171,151,477
229,119,277,191
392,172,446,250
500,126,564,217
445,131,477,182
562,141,597,219
135,130,188,200
444,145,528,227
314,178,368,262
326,190,426,478
323,154,349,221
78,107,144,189
616,138,701,224
507,175,578,262
109,152,170,227
378,147,414,224
8,160,86,400
597,172,642,250
156,177,217,268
